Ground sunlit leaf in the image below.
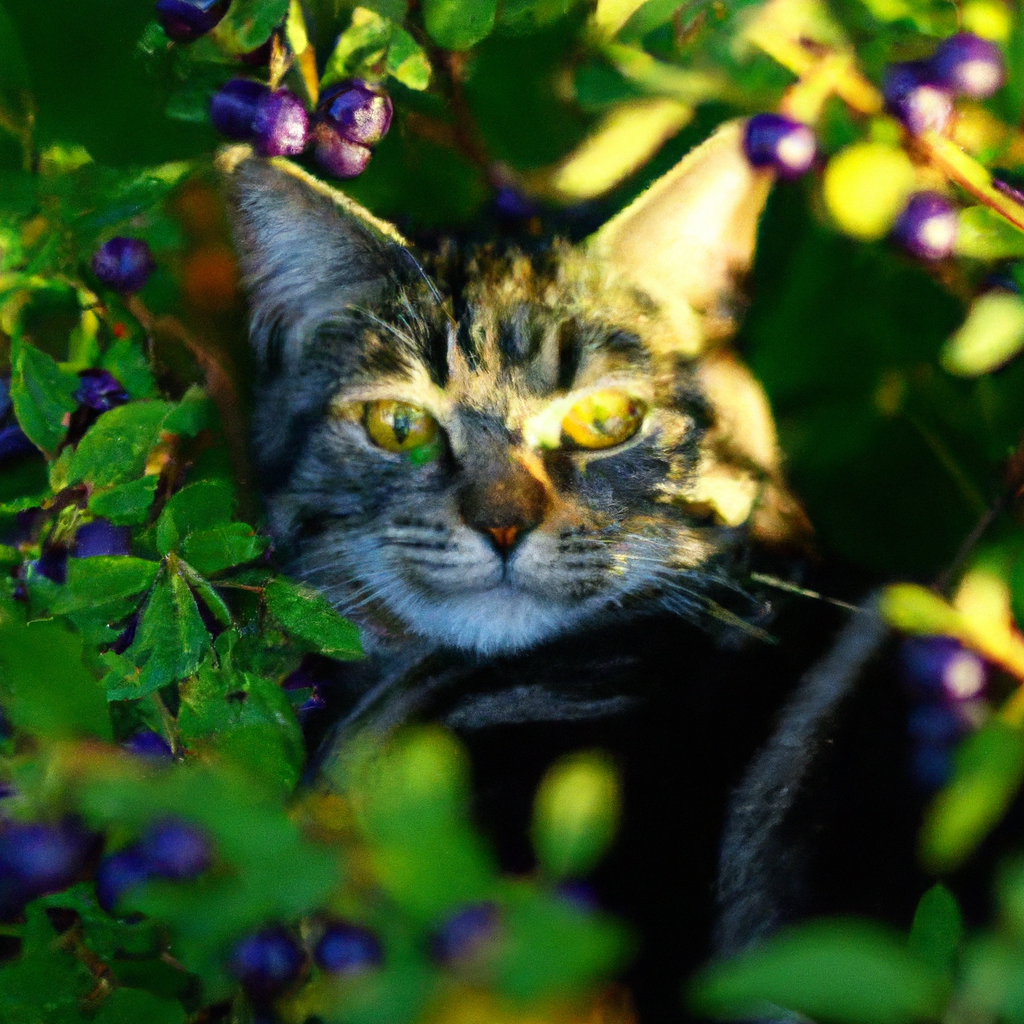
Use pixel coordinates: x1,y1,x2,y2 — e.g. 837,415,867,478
423,0,497,51
909,884,963,977
10,340,79,454
264,577,362,658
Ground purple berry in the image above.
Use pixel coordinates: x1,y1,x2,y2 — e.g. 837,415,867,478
494,186,537,220
75,369,129,412
0,818,95,902
882,62,953,135
230,926,305,998
155,0,230,43
311,123,372,179
96,847,152,914
91,237,156,294
211,79,270,142
253,90,309,157
910,743,953,791
314,922,383,974
431,902,500,964
33,548,68,584
74,520,132,558
316,81,393,147
0,424,35,463
139,818,212,880
901,637,987,701
123,730,174,760
742,114,816,178
239,40,273,66
931,33,1005,99
555,880,599,911
893,191,958,261
909,703,964,745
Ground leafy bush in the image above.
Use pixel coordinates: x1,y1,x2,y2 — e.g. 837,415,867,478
3,0,1024,1020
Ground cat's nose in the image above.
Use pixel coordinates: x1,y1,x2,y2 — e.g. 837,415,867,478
459,459,549,556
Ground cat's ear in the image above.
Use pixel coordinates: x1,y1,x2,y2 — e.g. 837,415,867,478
218,144,411,370
586,119,772,355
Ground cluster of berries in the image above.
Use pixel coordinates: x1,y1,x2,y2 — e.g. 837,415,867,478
743,33,1006,263
154,0,230,43
211,77,393,179
883,33,1006,261
900,636,988,790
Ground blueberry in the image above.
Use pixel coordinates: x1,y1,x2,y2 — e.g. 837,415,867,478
931,33,1005,99
139,817,212,880
211,79,270,142
893,191,958,260
91,237,156,295
230,926,305,998
909,703,964,745
901,636,986,700
494,186,538,220
316,81,393,147
0,817,95,903
0,376,11,420
155,0,231,43
742,114,816,178
253,90,309,157
910,742,954,791
882,62,953,135
311,123,372,179
314,921,383,975
555,880,600,911
122,730,174,761
75,369,129,412
0,424,35,464
74,520,131,558
96,847,152,914
430,902,500,964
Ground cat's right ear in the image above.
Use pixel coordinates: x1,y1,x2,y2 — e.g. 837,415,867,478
218,144,410,371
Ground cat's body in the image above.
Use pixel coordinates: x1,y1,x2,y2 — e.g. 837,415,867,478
221,122,925,1020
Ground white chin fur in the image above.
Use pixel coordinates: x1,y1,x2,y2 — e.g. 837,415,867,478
394,585,597,654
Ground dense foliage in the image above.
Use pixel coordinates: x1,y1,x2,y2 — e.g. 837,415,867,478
2,0,1024,1020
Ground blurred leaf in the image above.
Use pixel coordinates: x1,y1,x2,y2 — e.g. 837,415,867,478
690,919,948,1024
423,0,497,50
1012,546,1024,633
941,290,1024,377
164,385,217,437
909,884,963,977
88,475,160,526
879,584,966,637
0,1,29,92
592,0,649,40
321,7,392,90
386,28,431,90
956,206,1024,260
10,340,79,454
94,988,186,1024
99,338,156,400
45,556,159,615
531,751,621,878
920,722,1024,872
217,0,290,52
69,400,173,488
498,0,577,33
156,480,234,556
264,577,362,658
0,597,111,740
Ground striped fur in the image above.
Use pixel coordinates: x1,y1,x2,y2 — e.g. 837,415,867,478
221,124,804,655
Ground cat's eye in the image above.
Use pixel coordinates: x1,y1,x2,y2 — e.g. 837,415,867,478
561,389,644,450
364,400,439,453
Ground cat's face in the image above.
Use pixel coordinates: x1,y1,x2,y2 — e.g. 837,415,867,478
222,123,803,654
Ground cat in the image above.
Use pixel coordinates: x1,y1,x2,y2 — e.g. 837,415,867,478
219,124,924,1021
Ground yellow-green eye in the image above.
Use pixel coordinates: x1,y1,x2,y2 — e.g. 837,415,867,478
364,400,438,453
561,390,644,450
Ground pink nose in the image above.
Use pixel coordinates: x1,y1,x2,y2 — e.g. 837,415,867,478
486,526,520,553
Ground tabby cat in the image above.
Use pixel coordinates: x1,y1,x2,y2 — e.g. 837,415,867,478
221,124,924,1021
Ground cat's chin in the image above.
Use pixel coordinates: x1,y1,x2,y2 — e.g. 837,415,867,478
391,583,601,655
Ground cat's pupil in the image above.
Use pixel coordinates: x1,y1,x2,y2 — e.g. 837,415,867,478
392,408,412,445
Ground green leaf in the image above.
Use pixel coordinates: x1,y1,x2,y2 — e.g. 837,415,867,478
386,28,431,90
0,1,30,92
690,920,948,1024
178,561,232,627
156,480,234,556
0,598,111,740
10,340,79,454
920,722,1024,871
1012,546,1024,633
909,884,963,977
321,7,392,90
182,522,268,575
264,577,362,658
69,401,173,488
94,989,185,1024
423,0,497,50
955,206,1024,260
99,338,156,400
121,564,211,696
163,385,217,437
88,475,160,526
217,0,290,51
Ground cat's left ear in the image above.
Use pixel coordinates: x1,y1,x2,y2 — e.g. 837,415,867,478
218,144,412,371
586,119,772,355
